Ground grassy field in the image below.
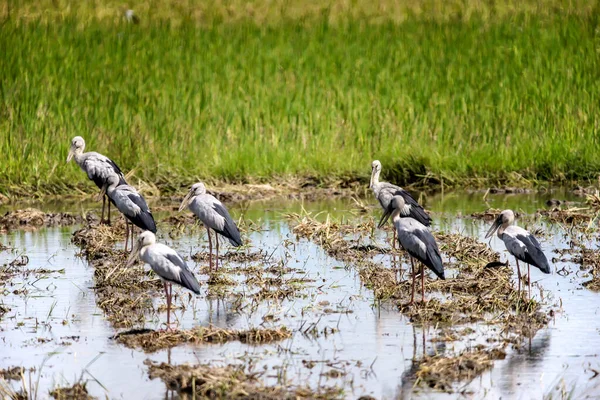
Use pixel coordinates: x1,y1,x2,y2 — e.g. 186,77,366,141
1,0,599,196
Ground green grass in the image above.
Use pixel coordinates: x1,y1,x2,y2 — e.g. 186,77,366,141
1,1,600,196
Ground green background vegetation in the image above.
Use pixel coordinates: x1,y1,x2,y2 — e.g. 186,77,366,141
1,0,599,196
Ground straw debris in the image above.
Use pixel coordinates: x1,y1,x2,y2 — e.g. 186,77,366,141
115,325,291,352
145,360,343,399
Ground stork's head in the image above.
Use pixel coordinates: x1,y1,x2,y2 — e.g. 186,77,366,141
67,136,85,162
485,209,515,239
178,182,207,212
126,231,156,267
370,160,382,188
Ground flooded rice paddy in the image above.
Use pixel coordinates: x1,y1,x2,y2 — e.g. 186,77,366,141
1,189,600,399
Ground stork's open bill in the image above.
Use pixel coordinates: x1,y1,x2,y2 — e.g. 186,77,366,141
179,182,243,271
104,174,157,251
67,136,127,224
485,209,551,299
127,231,200,331
386,195,445,304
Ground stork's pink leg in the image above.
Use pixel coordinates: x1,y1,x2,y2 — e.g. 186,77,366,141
409,257,416,305
107,200,111,225
215,234,219,271
515,258,522,295
528,264,531,300
163,282,171,328
100,195,106,223
124,222,129,252
206,225,213,271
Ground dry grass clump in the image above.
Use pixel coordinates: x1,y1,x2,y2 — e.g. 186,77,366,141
71,222,127,258
415,348,506,392
145,360,343,399
288,213,386,261
115,325,291,352
0,367,22,381
192,250,266,264
72,222,160,328
49,383,95,400
0,209,83,232
0,305,9,319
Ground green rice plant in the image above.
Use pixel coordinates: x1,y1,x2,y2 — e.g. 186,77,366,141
0,0,599,195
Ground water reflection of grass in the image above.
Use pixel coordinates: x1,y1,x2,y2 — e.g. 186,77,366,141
2,1,599,194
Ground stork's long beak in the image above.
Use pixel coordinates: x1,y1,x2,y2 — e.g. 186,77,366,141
369,167,375,189
126,241,140,267
377,208,391,228
485,215,502,239
178,191,193,212
96,183,108,201
66,149,74,163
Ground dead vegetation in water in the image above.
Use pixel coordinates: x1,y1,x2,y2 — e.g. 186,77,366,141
49,383,95,400
72,222,160,328
114,325,291,352
287,210,551,391
145,360,343,399
0,209,84,232
415,347,506,392
0,367,23,381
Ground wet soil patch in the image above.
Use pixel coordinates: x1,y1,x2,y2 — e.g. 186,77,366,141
115,325,291,352
145,360,343,399
0,209,84,232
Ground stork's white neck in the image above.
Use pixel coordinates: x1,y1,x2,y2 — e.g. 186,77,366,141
370,169,381,189
73,148,85,165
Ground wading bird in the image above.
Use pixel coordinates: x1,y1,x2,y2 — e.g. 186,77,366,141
127,231,200,330
380,195,445,303
67,136,127,224
178,182,243,271
370,160,431,248
103,174,157,251
485,209,550,299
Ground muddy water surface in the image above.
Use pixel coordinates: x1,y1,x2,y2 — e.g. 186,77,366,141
1,190,600,399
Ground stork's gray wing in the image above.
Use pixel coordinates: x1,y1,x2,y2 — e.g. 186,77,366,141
82,153,127,189
125,191,156,233
380,187,431,227
396,220,444,279
211,203,243,246
515,234,551,273
163,252,201,294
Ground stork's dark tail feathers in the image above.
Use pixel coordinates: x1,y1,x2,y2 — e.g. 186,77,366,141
178,267,201,295
410,206,432,228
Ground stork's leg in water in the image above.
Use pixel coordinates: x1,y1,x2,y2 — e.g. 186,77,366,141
206,226,213,271
409,257,416,305
215,234,220,271
163,282,171,330
515,258,522,295
421,263,426,303
528,264,531,300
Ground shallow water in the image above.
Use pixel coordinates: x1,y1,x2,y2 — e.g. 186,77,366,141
1,189,600,399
